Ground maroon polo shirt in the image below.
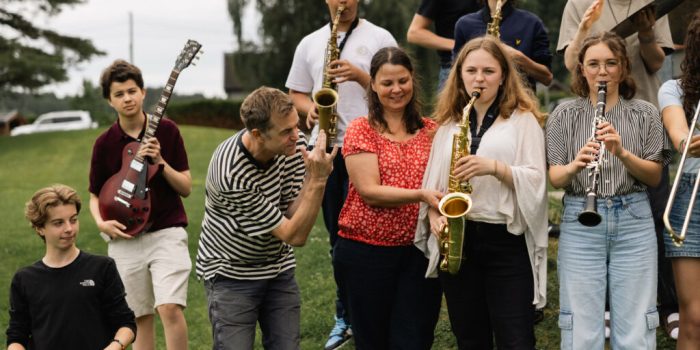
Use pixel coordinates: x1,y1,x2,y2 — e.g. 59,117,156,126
89,116,189,232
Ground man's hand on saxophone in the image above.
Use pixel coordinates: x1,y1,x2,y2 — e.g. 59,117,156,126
327,59,371,88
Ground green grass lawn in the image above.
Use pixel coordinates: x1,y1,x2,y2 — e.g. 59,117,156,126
0,127,675,349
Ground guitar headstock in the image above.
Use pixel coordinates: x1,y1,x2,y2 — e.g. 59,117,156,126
174,39,203,71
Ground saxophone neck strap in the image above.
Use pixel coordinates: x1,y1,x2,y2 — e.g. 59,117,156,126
469,102,500,154
329,17,360,54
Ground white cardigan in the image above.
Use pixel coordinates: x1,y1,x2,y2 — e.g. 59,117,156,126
414,110,549,308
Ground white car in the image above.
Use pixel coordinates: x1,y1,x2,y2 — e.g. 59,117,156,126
10,110,98,136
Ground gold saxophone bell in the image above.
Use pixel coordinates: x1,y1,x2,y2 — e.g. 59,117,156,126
438,193,472,275
313,88,339,142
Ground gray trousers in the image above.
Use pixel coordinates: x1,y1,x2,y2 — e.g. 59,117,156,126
204,268,300,350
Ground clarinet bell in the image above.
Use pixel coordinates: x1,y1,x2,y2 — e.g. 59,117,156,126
578,193,602,226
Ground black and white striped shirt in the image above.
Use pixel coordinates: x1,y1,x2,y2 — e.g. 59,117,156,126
546,97,669,197
196,130,306,280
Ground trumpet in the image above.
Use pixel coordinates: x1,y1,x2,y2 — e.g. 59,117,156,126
663,101,700,246
312,5,344,145
578,82,608,227
438,88,481,275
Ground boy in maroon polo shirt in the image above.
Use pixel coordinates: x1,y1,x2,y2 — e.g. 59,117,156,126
88,60,191,350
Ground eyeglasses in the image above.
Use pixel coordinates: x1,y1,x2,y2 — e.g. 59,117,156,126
584,60,620,74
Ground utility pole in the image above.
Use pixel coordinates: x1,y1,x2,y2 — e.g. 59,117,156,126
129,11,134,63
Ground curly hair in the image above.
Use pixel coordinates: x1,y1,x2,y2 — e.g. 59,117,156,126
571,32,636,100
366,47,424,134
680,10,700,123
433,35,543,126
100,59,144,99
25,184,81,238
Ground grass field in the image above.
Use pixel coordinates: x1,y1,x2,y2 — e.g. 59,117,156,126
0,126,676,349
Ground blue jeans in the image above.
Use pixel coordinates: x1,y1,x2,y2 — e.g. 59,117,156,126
437,64,451,92
665,173,700,257
558,192,658,350
204,269,300,350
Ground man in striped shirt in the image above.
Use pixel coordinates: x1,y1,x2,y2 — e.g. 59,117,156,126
196,86,337,350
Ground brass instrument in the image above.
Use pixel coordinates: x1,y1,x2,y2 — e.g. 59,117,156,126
312,5,344,145
486,0,504,38
578,82,608,226
663,101,700,246
438,88,481,275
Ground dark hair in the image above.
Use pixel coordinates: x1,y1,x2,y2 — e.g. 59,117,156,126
240,86,295,133
25,184,81,241
100,59,144,99
571,32,636,99
681,10,700,123
367,47,423,134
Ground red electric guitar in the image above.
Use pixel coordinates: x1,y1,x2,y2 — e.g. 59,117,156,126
98,39,202,236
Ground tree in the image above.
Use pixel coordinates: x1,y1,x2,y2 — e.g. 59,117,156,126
0,0,104,92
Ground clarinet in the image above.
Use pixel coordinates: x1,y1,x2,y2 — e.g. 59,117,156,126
578,82,608,227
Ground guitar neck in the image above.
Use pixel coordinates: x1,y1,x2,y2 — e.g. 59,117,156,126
141,69,181,143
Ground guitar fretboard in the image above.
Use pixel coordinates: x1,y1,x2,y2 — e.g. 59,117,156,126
135,69,181,163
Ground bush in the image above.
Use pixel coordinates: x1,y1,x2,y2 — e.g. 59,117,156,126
166,99,244,130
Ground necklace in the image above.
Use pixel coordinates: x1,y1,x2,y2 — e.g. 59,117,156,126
607,0,632,25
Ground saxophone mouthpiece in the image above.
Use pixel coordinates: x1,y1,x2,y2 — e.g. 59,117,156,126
471,88,482,99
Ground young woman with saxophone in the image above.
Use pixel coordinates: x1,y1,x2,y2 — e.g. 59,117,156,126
659,10,700,348
546,31,668,349
415,35,548,349
332,46,443,350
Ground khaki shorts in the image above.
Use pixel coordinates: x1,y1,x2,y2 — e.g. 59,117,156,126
108,226,191,318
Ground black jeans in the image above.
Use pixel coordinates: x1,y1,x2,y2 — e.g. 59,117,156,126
440,221,535,350
334,237,442,350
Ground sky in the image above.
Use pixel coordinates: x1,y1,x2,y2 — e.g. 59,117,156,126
35,0,258,98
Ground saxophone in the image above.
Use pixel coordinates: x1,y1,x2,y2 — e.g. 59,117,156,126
312,5,344,145
486,0,504,39
438,88,481,275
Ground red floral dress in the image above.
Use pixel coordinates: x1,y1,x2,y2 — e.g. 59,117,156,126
338,117,437,246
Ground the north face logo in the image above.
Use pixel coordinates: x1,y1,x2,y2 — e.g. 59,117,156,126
79,279,95,287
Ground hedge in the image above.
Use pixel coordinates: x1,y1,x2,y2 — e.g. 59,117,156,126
166,99,244,130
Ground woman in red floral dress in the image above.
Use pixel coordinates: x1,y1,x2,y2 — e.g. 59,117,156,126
332,46,443,350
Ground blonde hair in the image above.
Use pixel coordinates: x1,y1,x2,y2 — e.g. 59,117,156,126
433,36,544,126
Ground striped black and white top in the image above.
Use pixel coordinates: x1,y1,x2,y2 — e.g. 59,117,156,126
546,97,669,197
196,130,306,281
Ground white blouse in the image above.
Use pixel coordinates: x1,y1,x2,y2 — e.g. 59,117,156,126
414,110,549,308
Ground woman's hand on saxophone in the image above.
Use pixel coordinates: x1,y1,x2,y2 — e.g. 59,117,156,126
419,189,443,209
428,208,447,239
453,155,495,181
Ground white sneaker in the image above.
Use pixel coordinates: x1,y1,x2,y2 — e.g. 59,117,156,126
667,312,680,340
604,311,611,339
